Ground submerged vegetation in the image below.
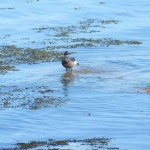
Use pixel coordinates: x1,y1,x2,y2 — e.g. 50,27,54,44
0,1,147,150
0,65,18,74
0,85,68,110
13,137,118,149
0,45,64,74
32,19,121,35
0,19,142,74
0,39,141,74
140,87,150,94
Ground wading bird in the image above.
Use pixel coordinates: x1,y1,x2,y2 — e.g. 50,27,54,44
61,51,79,72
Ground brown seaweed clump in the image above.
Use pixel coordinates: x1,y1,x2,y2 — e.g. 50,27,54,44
0,45,64,74
0,85,68,110
0,18,142,74
14,138,119,150
141,87,150,94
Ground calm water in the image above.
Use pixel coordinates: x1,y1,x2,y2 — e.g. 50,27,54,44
0,0,150,149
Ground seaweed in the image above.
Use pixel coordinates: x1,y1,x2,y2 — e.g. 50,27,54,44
14,138,118,149
0,85,68,110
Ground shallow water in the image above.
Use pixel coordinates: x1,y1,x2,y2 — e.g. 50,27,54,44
1,0,150,150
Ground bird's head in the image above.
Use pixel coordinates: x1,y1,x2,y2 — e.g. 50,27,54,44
64,51,71,56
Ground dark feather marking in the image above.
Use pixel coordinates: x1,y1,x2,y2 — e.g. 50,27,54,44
62,58,69,64
70,57,75,62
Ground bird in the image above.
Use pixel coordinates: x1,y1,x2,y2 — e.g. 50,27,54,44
61,51,79,72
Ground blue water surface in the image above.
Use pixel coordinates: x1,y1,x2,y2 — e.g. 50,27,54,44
0,0,150,149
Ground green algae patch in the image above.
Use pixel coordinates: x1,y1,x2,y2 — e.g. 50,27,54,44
0,45,77,74
0,85,68,110
16,140,68,149
0,45,63,64
28,96,67,110
0,38,142,75
14,138,118,150
28,38,142,51
17,141,47,149
0,18,142,75
0,65,19,74
32,19,121,36
71,38,142,47
27,38,142,52
31,19,141,49
79,19,120,25
0,45,64,74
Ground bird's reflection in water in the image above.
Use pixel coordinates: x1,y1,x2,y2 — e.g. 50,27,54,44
60,67,102,96
61,72,75,97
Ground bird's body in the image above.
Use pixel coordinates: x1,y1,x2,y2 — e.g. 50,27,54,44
61,51,79,72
